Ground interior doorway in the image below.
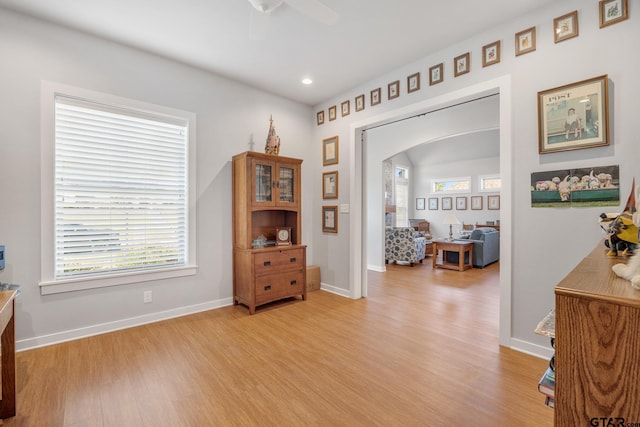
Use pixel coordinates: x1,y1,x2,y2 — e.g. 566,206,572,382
348,76,513,346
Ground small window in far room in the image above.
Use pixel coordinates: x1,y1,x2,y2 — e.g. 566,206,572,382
480,175,501,192
431,176,471,194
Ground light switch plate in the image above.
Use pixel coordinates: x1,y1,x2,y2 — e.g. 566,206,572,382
340,204,349,214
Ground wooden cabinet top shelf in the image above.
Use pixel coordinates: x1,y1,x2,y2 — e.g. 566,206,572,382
232,151,303,165
555,245,640,308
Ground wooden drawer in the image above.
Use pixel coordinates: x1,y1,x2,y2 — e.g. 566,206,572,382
254,248,304,276
255,271,305,304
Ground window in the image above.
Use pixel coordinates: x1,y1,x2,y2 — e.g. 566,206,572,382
431,176,471,194
480,174,501,192
40,82,197,294
395,166,409,226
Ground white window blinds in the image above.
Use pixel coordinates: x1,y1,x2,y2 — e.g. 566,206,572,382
54,95,188,278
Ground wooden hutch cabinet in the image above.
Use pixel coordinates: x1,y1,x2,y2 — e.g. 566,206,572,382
232,151,306,314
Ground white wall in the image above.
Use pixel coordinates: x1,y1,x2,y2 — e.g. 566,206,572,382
0,8,314,348
312,0,640,356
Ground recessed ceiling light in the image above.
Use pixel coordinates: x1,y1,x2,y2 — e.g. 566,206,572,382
301,78,313,85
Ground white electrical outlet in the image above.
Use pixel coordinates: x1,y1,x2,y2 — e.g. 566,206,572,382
143,290,152,304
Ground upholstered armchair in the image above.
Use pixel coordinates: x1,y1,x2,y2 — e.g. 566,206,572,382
446,227,499,268
385,227,427,266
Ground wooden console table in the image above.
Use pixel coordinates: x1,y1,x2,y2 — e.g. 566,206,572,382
555,245,640,425
432,241,473,271
0,290,17,419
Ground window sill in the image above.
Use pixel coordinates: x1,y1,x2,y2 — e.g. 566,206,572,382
39,265,198,295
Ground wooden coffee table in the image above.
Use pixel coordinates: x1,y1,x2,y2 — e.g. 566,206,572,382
432,240,473,271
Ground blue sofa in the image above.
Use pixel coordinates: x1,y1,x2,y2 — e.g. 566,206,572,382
446,227,499,268
385,227,427,266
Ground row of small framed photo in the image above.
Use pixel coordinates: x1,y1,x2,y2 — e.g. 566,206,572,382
417,195,500,211
316,0,629,126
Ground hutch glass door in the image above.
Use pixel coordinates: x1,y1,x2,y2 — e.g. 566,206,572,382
278,166,295,204
254,162,272,203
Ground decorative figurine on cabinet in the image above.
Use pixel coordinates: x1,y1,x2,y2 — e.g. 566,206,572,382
611,181,640,290
600,179,639,257
264,115,280,155
600,211,638,256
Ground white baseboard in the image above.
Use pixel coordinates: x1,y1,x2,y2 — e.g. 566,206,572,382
319,282,352,298
510,338,554,360
16,297,234,351
367,264,386,272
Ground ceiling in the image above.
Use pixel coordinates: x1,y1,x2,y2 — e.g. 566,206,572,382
0,0,556,106
405,129,500,167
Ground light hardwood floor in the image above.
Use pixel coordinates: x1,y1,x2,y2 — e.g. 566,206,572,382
5,261,554,426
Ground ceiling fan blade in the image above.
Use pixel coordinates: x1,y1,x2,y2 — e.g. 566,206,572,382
284,0,339,25
249,7,270,40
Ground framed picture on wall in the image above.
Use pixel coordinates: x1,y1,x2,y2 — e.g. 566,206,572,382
515,26,536,56
371,88,381,106
322,136,339,166
341,100,350,117
456,196,467,210
355,94,365,112
428,197,438,210
454,52,470,77
442,197,453,210
388,80,400,100
322,171,338,199
328,105,337,121
429,63,444,85
322,206,338,233
416,198,425,210
554,10,579,43
407,72,420,93
316,110,325,126
488,195,500,210
482,41,500,67
471,196,483,210
537,75,609,154
599,0,628,28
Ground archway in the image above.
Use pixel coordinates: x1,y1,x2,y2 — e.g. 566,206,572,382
348,76,513,346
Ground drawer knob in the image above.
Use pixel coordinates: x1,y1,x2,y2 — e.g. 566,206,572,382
290,257,296,263
290,280,297,285
264,285,272,291
263,261,271,266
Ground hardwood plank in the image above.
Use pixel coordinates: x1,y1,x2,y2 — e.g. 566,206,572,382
5,262,553,426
